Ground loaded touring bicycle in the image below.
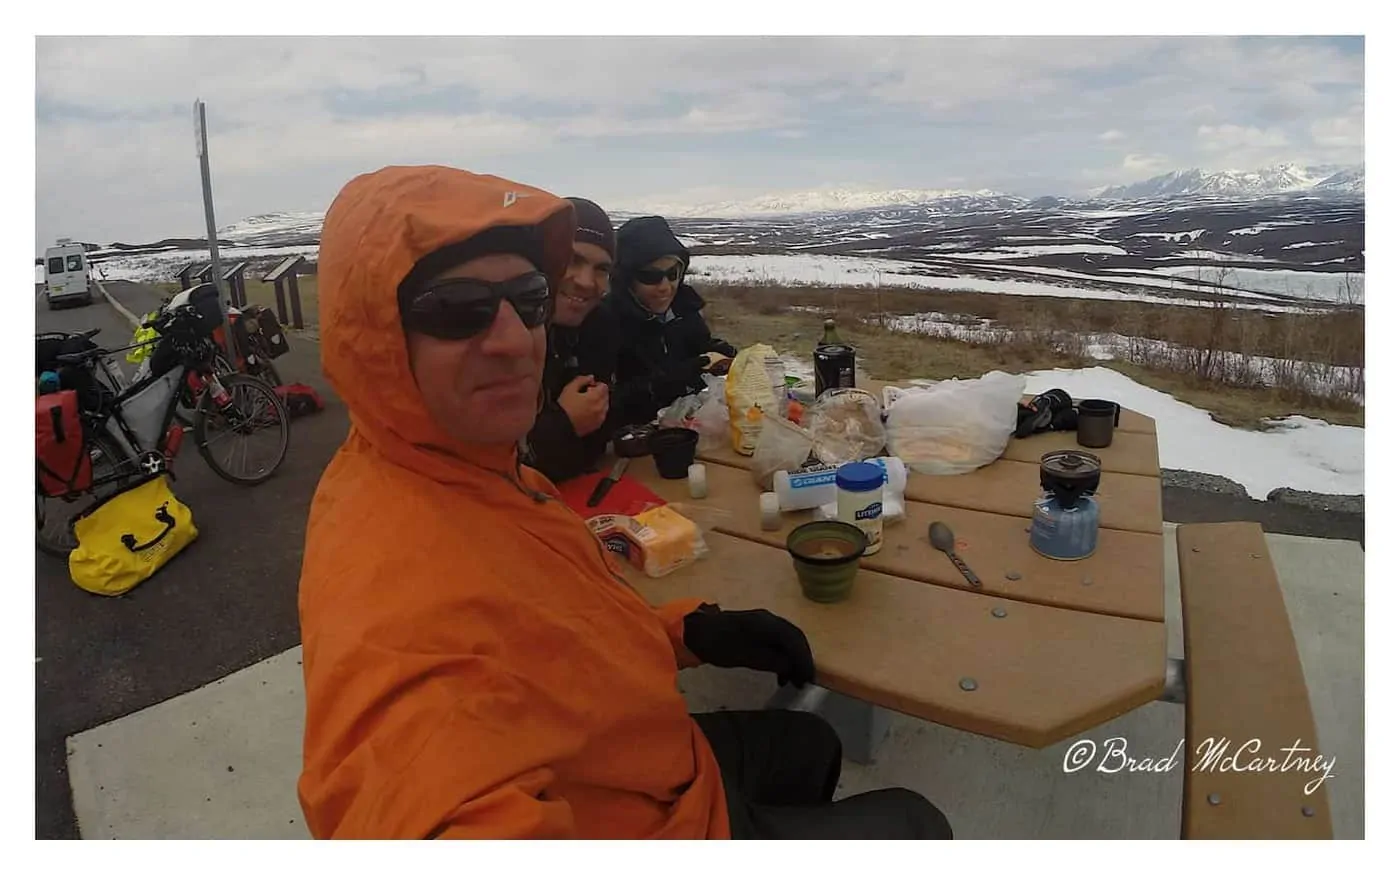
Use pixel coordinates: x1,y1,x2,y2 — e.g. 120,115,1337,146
36,290,292,556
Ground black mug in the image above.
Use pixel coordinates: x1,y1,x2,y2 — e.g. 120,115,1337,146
1076,399,1120,449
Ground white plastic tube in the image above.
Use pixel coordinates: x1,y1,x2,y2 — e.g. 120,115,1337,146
773,456,907,512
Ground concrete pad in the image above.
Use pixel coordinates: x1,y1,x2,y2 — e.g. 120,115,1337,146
1260,532,1365,840
67,647,309,839
65,528,1362,839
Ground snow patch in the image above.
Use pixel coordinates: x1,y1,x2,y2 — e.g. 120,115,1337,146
690,254,1320,313
1011,367,1362,499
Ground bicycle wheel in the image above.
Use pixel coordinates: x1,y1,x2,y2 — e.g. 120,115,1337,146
193,373,291,486
36,431,137,558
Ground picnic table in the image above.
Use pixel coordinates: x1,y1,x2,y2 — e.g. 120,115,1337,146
615,382,1168,750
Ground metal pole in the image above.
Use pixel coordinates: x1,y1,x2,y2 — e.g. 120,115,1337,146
195,99,240,369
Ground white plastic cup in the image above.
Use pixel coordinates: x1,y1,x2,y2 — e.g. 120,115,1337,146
688,463,708,499
760,492,782,530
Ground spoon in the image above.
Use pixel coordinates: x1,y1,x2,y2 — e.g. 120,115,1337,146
928,522,982,588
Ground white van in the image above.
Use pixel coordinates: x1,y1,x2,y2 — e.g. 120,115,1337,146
42,239,95,309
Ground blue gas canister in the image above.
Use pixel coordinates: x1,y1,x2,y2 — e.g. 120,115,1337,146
1029,450,1102,561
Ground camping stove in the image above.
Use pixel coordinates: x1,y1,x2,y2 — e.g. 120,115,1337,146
1029,450,1102,561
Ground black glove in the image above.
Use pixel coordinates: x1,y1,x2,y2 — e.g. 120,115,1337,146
681,355,709,381
1015,388,1074,438
682,603,815,688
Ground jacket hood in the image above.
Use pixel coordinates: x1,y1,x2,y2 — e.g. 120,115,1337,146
609,215,702,320
611,216,689,286
317,164,575,484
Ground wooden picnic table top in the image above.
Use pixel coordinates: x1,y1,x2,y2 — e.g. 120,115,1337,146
616,381,1168,749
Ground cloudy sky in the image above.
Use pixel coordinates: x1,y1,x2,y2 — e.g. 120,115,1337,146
35,35,1363,250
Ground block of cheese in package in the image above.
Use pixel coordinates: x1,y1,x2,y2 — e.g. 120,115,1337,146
587,505,708,578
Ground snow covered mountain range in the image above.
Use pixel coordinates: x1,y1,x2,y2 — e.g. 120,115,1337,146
1095,163,1364,201
623,163,1363,218
77,158,1364,313
635,187,1026,219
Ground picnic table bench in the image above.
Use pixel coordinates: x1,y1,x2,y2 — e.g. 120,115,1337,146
607,380,1333,839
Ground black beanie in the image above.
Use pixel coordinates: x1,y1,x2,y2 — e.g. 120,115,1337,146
565,197,616,260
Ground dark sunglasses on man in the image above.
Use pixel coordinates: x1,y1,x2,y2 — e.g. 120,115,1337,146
634,264,684,286
401,271,553,341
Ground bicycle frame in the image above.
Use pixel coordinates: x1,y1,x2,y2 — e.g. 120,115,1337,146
83,348,227,492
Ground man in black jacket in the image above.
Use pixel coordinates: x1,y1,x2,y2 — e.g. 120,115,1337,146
603,216,737,426
523,197,624,483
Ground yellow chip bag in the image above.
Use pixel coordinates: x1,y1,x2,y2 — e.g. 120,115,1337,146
725,343,780,456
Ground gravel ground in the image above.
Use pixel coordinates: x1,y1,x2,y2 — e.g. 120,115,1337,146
1160,468,1252,498
1162,468,1364,516
1161,475,1364,547
1264,486,1364,515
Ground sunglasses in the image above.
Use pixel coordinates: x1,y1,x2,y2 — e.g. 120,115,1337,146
402,272,552,341
634,264,684,286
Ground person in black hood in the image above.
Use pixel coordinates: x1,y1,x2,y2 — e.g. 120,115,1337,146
523,197,624,483
602,216,736,425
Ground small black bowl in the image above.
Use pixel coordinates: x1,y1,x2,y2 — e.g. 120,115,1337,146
650,427,699,479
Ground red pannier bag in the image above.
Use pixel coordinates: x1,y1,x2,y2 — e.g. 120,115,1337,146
37,390,92,497
274,382,324,418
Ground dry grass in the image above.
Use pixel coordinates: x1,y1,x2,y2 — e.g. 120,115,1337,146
703,296,1089,383
701,285,1364,429
706,281,1363,368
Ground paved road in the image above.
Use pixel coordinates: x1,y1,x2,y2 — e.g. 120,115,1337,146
34,281,1363,838
35,283,347,839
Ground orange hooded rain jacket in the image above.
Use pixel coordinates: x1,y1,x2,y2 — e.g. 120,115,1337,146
297,165,729,839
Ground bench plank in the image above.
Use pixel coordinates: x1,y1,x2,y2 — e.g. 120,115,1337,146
634,462,1165,621
1176,522,1334,839
624,530,1166,749
999,428,1161,476
901,460,1163,535
697,446,1162,535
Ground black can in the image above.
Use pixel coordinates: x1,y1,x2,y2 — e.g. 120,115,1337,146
814,343,856,398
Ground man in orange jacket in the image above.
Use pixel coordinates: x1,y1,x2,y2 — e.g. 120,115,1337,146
297,164,953,840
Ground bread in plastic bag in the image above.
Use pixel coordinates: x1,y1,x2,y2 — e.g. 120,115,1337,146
883,371,1026,475
803,388,887,465
750,411,816,491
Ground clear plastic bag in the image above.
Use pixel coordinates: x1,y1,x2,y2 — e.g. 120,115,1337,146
750,412,816,491
658,374,729,447
692,374,730,452
657,392,703,429
803,388,887,466
883,370,1026,476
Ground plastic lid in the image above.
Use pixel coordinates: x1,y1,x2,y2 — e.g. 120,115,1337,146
835,461,883,493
